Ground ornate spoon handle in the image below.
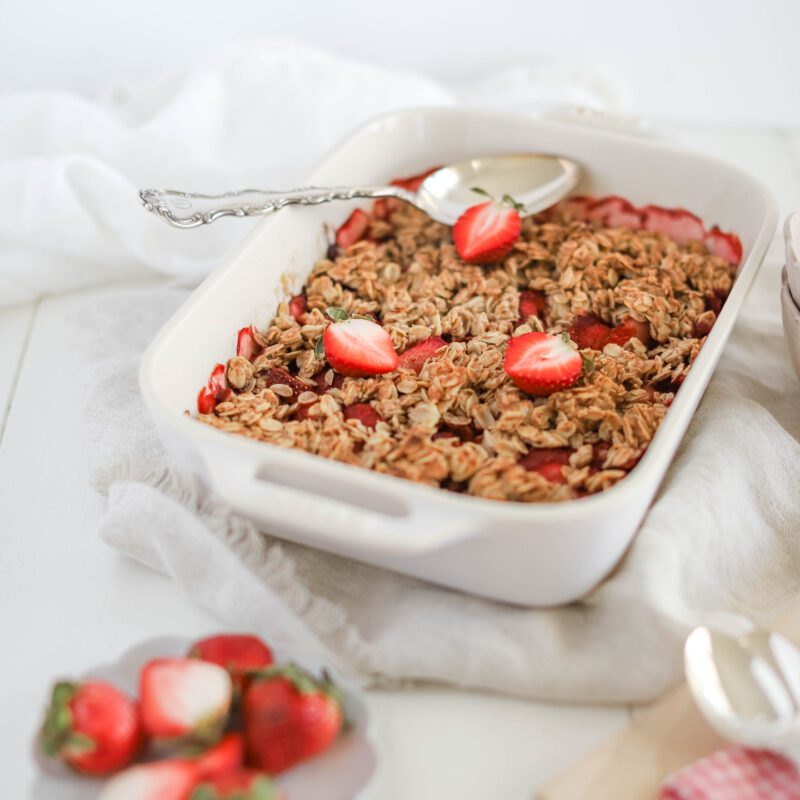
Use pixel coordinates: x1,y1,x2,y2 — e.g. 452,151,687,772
139,185,416,229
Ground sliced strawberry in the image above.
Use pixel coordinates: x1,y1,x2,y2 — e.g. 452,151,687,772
236,326,261,362
568,313,612,351
193,734,244,781
592,441,641,471
295,401,318,421
398,336,448,373
504,332,583,396
288,295,307,322
98,760,198,800
705,289,727,315
189,769,281,800
262,368,310,403
642,206,705,245
40,681,142,776
558,195,593,220
335,209,370,249
323,312,399,377
139,658,232,745
692,312,716,337
453,200,521,264
390,166,440,192
198,364,231,414
344,403,382,429
518,290,548,325
587,196,643,229
704,225,743,264
607,317,651,347
519,447,573,484
189,635,273,692
313,370,345,394
372,198,389,219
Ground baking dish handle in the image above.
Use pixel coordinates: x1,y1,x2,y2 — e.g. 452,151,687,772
204,455,475,558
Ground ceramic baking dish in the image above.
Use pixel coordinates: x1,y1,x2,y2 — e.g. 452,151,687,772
140,108,776,606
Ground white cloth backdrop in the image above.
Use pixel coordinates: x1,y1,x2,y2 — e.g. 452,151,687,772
6,40,799,702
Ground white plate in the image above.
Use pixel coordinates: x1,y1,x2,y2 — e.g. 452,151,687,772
31,637,379,800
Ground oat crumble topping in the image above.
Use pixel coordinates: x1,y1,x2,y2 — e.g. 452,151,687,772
196,200,736,503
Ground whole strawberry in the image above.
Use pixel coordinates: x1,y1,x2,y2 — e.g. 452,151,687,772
188,634,274,692
243,665,344,774
139,658,232,746
190,769,282,800
453,189,523,264
40,680,142,775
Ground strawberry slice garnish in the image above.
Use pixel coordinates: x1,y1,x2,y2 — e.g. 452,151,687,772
321,307,399,377
704,225,743,264
335,209,370,249
518,290,548,325
398,336,448,373
40,680,142,776
642,205,705,245
606,317,651,347
504,332,583,395
262,368,310,403
198,364,232,415
587,196,643,230
139,658,232,745
519,447,573,484
236,326,261,362
97,759,198,800
568,313,612,351
344,403,382,430
288,294,307,322
453,189,523,264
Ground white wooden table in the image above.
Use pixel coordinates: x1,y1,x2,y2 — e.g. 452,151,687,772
1,125,798,799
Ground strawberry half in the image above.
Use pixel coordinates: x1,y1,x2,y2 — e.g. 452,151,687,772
606,317,651,347
193,733,244,781
40,680,142,776
190,769,282,800
198,364,232,415
568,313,612,351
504,332,583,395
335,209,370,250
704,225,743,264
98,759,198,800
642,205,705,245
322,307,399,377
243,664,343,775
139,658,232,746
189,635,273,693
398,336,448,373
236,326,261,362
453,190,523,264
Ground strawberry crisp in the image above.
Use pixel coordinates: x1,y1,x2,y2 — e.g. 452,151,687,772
195,176,741,503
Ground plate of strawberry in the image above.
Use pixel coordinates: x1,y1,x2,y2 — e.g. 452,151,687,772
34,634,378,800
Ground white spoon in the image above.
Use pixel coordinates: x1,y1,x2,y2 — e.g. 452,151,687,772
685,624,800,765
139,154,580,229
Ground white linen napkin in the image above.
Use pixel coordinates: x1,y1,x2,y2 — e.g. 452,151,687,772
8,40,800,702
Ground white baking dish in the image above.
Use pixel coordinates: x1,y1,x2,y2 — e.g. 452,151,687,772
140,108,776,606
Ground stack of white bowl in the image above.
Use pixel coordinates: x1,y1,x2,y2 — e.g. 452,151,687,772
781,213,800,380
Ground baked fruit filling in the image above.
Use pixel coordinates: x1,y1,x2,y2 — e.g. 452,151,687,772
195,172,741,503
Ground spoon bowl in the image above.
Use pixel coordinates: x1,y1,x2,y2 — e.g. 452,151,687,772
685,624,800,764
140,153,581,229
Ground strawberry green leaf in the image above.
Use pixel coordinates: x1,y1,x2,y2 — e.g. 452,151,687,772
314,337,325,358
326,306,349,322
502,194,525,213
470,186,493,199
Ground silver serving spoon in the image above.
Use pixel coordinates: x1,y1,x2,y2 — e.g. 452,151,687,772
685,624,800,764
139,154,580,229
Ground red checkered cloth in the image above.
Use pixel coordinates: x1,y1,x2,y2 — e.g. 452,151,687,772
661,745,800,799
